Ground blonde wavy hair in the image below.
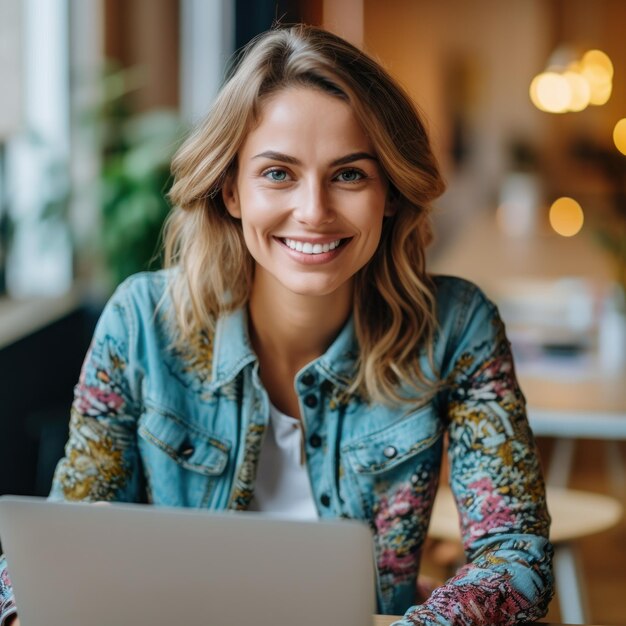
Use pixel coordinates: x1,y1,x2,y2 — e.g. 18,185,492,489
165,24,446,405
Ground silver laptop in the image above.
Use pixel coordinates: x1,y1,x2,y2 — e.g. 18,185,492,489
0,497,376,626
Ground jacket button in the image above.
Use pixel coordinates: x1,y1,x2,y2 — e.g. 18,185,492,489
179,443,195,458
304,394,318,408
320,493,331,507
383,445,397,459
320,380,333,394
301,372,315,386
309,434,322,448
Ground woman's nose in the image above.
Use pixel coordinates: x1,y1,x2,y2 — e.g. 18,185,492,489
292,180,335,226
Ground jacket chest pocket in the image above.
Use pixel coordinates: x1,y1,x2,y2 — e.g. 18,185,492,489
341,405,444,518
138,408,231,508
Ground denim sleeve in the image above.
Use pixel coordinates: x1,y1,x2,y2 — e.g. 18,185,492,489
397,285,554,625
0,555,17,625
48,280,145,503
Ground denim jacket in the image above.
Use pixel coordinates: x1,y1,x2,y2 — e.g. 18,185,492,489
0,271,553,625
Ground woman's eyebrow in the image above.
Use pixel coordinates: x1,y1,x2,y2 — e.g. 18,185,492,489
330,152,378,166
252,150,378,166
252,150,300,165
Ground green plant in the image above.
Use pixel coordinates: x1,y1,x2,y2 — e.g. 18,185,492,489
97,65,186,289
101,109,183,287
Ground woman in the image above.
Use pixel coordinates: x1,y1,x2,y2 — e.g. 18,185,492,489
0,24,553,625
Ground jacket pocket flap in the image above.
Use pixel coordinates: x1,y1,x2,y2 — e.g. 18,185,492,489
138,410,230,476
343,406,442,474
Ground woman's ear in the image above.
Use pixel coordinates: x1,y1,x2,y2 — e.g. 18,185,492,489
222,175,241,218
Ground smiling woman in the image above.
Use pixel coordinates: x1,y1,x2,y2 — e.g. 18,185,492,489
223,87,389,304
0,24,553,626
165,25,444,408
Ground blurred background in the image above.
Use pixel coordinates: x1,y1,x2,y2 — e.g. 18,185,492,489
0,0,625,622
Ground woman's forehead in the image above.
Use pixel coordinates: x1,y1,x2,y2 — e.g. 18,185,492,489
239,86,376,159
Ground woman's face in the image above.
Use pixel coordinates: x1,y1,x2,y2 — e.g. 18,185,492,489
222,86,391,301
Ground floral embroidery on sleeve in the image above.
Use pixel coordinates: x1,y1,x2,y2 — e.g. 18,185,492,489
228,422,266,510
50,299,142,503
0,557,17,626
373,463,440,602
403,294,553,625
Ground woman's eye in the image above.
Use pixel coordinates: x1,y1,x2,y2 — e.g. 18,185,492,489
336,169,365,183
263,168,289,182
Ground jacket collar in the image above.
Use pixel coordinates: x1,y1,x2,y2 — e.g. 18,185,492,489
314,314,359,388
211,308,257,388
210,307,359,390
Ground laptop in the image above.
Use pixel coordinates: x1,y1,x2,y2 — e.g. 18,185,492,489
0,496,376,626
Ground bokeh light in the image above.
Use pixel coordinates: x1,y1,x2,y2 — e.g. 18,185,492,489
530,48,613,113
582,49,614,79
562,71,591,111
614,119,626,156
589,79,612,106
549,197,584,237
580,49,613,105
530,72,571,113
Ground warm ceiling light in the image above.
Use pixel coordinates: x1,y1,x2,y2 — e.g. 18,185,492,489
587,79,612,106
549,197,584,237
530,72,571,113
563,70,591,111
581,49,613,105
582,49,614,79
529,75,542,109
614,119,626,156
530,48,613,113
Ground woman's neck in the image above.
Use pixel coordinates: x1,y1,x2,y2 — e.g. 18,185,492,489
248,272,353,375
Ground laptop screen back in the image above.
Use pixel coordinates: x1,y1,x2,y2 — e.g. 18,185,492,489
0,497,376,626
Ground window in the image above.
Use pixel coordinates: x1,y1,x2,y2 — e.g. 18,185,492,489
2,0,72,298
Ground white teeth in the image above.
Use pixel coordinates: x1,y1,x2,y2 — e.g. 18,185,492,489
283,238,343,254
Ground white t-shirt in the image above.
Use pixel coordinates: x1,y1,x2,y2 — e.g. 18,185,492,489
248,403,319,520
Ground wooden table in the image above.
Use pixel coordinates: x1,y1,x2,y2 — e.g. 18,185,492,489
428,207,616,289
430,209,626,489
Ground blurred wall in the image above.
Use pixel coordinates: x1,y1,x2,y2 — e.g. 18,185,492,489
363,0,626,202
363,0,551,196
104,0,179,111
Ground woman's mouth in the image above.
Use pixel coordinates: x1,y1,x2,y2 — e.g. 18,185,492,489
281,237,350,255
